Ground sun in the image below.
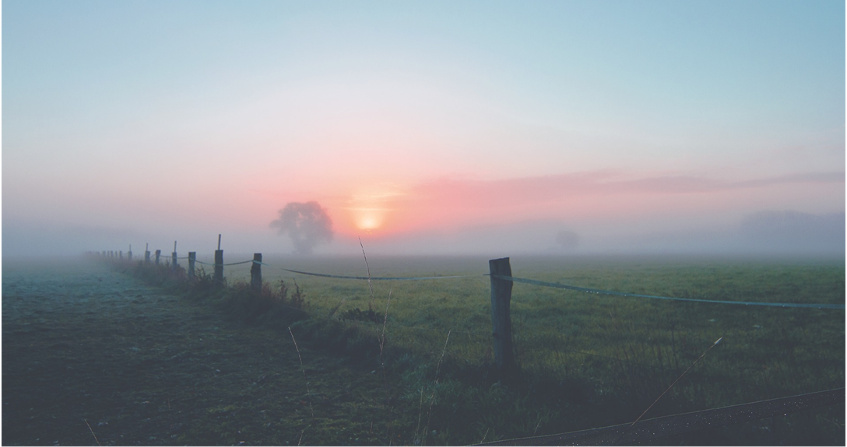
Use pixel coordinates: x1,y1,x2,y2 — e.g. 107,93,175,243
355,209,384,231
346,184,405,234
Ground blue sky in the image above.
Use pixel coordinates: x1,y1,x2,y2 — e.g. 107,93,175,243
3,0,844,256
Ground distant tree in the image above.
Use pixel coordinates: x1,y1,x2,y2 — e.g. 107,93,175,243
270,201,333,254
555,230,580,250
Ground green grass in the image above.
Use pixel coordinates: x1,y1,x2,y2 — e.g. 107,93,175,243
123,253,845,444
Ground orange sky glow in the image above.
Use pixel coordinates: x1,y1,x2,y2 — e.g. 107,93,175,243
287,169,844,251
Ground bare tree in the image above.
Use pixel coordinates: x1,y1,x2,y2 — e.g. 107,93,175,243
270,201,333,254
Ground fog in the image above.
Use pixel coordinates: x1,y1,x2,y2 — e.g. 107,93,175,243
4,210,843,262
270,202,334,255
345,211,845,258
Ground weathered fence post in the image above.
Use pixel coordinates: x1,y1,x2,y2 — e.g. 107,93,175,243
214,234,224,285
188,252,196,279
251,253,263,291
172,241,178,270
489,257,516,373
155,249,161,265
145,243,151,263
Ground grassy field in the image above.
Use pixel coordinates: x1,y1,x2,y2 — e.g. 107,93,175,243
200,252,844,444
6,253,841,445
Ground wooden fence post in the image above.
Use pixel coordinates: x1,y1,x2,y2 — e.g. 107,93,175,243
171,241,178,270
214,234,224,285
489,257,516,373
251,253,262,291
188,252,196,279
155,249,161,265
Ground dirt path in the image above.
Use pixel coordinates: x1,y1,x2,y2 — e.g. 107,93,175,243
3,258,400,445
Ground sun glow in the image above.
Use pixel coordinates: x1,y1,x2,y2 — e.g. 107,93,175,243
354,208,385,231
346,184,406,234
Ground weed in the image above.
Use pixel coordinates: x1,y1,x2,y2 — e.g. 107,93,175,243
288,327,314,418
83,419,101,446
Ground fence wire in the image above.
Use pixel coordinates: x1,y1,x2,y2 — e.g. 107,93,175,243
138,253,845,310
489,274,845,310
482,388,844,445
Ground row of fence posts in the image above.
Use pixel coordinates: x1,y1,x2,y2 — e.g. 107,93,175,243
94,235,263,291
94,241,518,373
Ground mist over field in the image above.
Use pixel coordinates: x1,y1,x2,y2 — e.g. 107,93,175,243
3,209,844,260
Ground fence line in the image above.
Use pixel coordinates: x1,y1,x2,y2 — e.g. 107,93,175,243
93,246,844,443
194,259,255,267
489,273,846,310
205,257,845,310
95,249,845,310
274,267,472,281
101,249,844,373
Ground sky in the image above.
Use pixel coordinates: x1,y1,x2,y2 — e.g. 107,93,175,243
3,0,845,258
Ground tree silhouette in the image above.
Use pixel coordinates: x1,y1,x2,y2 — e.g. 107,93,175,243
270,201,333,254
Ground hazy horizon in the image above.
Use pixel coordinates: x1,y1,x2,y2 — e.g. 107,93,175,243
5,209,844,260
4,1,844,260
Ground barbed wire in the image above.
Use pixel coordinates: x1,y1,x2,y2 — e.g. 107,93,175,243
194,259,255,267
102,253,845,310
489,274,845,310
